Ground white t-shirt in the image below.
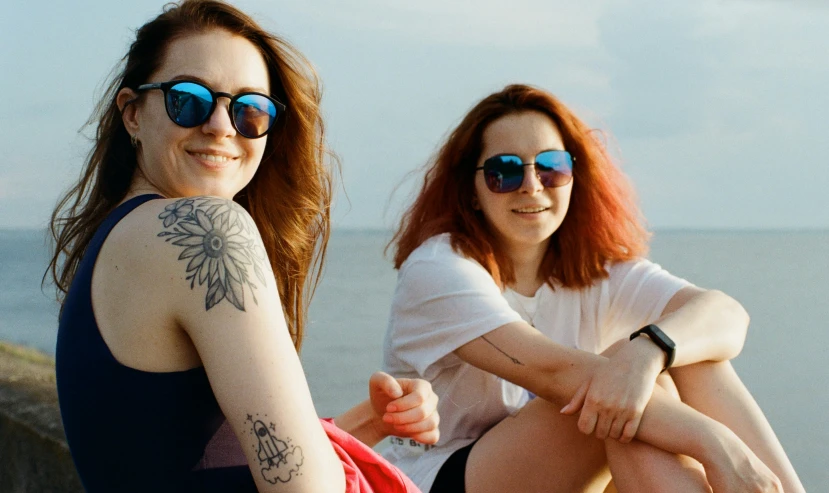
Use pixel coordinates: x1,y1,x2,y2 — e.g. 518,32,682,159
382,234,691,491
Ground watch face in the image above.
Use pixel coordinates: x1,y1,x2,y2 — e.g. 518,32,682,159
647,325,675,349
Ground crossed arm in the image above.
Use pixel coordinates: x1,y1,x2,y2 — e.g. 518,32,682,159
453,287,783,492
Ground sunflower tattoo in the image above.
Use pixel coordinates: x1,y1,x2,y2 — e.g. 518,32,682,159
158,197,268,311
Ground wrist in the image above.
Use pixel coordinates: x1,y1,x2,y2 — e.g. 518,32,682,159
334,399,387,447
629,336,667,375
692,418,738,467
630,324,675,371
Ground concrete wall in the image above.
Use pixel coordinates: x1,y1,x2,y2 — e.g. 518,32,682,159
0,342,83,492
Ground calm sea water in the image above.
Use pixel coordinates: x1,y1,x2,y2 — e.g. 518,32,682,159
1,229,827,489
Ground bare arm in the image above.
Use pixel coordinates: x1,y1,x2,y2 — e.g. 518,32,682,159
566,286,750,442
158,197,345,492
656,286,749,367
455,322,782,492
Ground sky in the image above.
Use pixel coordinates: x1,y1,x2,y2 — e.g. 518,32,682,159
1,0,828,230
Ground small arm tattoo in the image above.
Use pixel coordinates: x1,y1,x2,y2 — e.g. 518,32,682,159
246,413,304,484
481,335,525,365
157,197,269,312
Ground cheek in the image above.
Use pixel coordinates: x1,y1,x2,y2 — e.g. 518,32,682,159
245,139,267,165
476,192,509,227
554,184,573,214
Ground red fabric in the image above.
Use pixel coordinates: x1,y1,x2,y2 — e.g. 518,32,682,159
320,418,421,493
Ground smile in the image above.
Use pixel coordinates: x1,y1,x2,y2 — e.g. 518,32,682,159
512,206,549,213
191,152,234,163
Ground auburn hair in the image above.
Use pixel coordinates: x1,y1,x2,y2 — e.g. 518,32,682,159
391,84,649,288
47,0,331,350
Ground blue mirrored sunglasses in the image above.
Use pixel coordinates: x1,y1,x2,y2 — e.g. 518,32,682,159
475,150,574,193
136,80,286,139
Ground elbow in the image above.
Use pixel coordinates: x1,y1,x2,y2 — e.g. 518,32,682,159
712,290,749,359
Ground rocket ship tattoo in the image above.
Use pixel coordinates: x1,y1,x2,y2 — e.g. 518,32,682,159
246,414,304,484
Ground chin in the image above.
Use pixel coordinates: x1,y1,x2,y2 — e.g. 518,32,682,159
180,181,239,199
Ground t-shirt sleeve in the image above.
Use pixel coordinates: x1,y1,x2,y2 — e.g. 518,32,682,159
384,245,523,379
599,259,693,350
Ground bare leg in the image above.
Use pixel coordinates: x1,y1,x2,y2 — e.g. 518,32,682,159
465,396,612,493
670,361,805,493
464,381,711,493
604,373,710,493
596,340,709,493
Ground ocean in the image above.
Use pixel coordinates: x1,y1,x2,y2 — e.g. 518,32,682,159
1,229,827,489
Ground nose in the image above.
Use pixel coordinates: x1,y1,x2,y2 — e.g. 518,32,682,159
518,163,544,194
202,95,236,139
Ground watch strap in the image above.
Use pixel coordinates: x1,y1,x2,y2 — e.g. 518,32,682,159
630,324,676,371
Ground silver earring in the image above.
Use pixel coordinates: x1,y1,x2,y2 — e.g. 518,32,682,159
130,134,138,148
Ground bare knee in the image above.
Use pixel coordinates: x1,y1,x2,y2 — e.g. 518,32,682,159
605,439,710,493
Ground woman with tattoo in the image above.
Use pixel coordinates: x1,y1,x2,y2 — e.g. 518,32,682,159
49,1,437,491
382,84,804,492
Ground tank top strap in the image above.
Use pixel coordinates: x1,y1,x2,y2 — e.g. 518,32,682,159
85,194,164,258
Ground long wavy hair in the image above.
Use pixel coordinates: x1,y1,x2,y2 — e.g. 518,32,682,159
391,84,649,288
48,0,331,350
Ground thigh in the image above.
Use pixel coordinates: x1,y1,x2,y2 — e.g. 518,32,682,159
465,397,611,493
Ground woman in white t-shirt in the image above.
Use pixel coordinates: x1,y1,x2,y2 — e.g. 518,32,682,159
382,84,803,493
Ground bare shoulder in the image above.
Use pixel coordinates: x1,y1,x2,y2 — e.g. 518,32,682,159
103,195,273,314
154,196,272,311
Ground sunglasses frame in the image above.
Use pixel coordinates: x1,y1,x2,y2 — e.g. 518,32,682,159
136,79,286,139
475,149,575,193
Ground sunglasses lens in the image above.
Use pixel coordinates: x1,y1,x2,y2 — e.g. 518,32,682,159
535,150,573,188
483,155,525,193
166,82,214,127
232,94,278,138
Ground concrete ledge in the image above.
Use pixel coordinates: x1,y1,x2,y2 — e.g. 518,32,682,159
0,341,83,492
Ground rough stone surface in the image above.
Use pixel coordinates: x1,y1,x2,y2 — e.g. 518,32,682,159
0,342,83,492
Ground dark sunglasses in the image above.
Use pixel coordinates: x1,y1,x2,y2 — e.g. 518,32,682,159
135,80,286,139
476,150,574,193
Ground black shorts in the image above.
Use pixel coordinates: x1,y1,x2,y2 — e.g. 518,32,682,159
429,440,478,493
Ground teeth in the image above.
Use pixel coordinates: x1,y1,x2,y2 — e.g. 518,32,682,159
514,207,548,213
195,153,231,163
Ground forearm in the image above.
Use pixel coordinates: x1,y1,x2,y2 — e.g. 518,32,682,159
634,384,731,462
333,399,386,448
657,289,748,366
456,321,607,408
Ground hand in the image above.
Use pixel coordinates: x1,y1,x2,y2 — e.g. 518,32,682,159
560,338,664,442
368,371,440,445
702,425,783,493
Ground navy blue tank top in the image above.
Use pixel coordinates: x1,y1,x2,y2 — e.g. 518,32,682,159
56,194,256,492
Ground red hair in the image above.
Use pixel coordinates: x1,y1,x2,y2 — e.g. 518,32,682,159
48,0,331,350
390,84,650,288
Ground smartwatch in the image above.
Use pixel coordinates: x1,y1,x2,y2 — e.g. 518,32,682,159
630,324,675,371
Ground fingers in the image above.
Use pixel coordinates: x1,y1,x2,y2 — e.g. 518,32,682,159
379,377,440,444
577,406,598,436
619,416,640,443
384,378,435,413
577,396,642,441
560,380,589,415
369,371,403,400
386,410,440,440
607,416,627,441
